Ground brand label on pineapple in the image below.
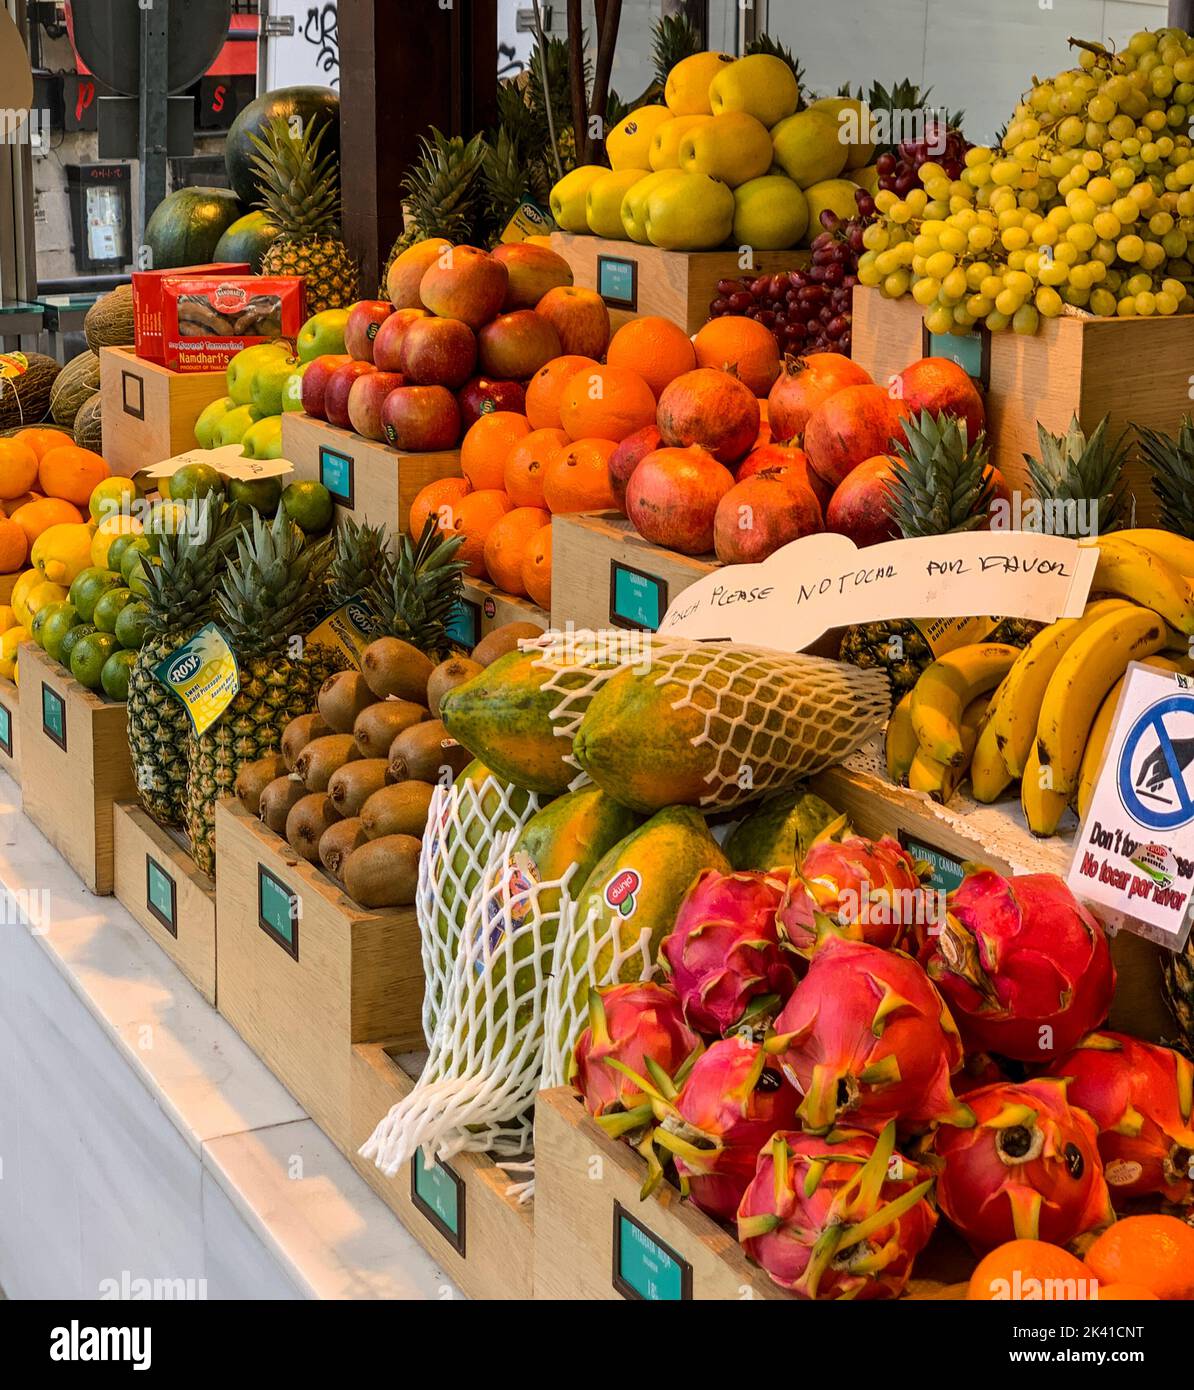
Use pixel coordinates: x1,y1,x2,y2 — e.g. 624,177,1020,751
41,683,66,751
501,199,554,244
410,1157,464,1254
610,561,666,631
612,1203,691,1301
911,615,1003,658
597,255,638,311
306,594,375,669
146,856,177,937
153,622,240,738
0,700,11,758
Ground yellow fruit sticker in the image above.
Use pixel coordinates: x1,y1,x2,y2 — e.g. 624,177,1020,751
0,351,29,379
153,622,240,737
305,594,376,668
912,615,1004,657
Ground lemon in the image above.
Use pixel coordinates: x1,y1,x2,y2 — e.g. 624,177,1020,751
664,51,733,116
88,476,138,525
0,626,25,682
31,522,96,586
606,105,673,172
0,605,14,635
709,54,800,127
90,512,143,571
22,579,69,627
10,569,42,630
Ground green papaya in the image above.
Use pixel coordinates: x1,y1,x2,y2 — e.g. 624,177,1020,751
725,788,843,873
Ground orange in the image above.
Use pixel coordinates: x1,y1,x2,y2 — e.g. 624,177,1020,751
558,365,657,444
525,354,599,431
1085,1215,1194,1300
0,439,39,500
968,1240,1094,1301
543,438,618,514
38,444,110,506
0,516,27,573
441,489,514,579
693,316,782,397
13,426,72,461
523,523,552,610
460,412,532,492
606,316,697,399
1098,1284,1159,1300
1,490,42,518
409,475,471,539
504,428,569,509
482,506,551,597
10,496,84,549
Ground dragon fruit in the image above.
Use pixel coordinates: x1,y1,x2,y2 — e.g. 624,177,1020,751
737,1122,937,1299
570,983,701,1135
779,828,933,956
767,937,969,1135
1048,1031,1194,1208
933,1077,1114,1252
651,1035,800,1223
926,868,1115,1063
659,869,796,1036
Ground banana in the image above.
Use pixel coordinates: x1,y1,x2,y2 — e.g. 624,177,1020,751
1021,745,1071,837
969,703,1014,804
988,599,1129,778
884,693,918,786
1035,605,1168,796
910,643,1021,767
1116,528,1194,578
908,695,988,804
1089,535,1194,635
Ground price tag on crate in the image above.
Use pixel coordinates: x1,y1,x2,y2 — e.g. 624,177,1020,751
258,865,300,959
146,855,178,937
611,1202,692,1300
610,561,667,631
597,254,638,311
41,682,66,751
410,1157,465,1255
898,831,966,893
448,597,481,651
0,697,11,758
920,321,990,387
319,443,354,506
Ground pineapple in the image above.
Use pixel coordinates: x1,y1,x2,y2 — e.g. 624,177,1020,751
1138,415,1194,538
185,510,334,874
366,517,467,659
1025,415,1132,539
652,13,702,87
127,498,234,829
1164,939,1194,1055
249,116,359,315
306,516,389,686
379,130,488,289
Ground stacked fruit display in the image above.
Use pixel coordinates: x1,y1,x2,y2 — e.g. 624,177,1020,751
193,339,304,460
0,431,112,585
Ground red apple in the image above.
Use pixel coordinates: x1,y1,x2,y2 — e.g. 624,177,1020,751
398,316,477,389
609,425,662,510
324,360,377,429
477,310,562,381
373,308,430,372
457,376,527,431
348,371,407,441
535,285,611,358
419,245,508,329
381,385,461,452
344,300,395,362
300,353,352,419
492,242,574,310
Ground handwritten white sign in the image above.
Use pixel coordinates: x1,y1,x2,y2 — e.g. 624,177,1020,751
658,532,1099,650
143,443,294,483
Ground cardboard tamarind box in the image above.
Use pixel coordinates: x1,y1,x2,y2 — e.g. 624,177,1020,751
132,262,250,363
160,275,306,372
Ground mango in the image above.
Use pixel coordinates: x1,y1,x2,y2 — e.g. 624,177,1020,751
665,51,734,116
771,107,849,188
709,54,799,127
643,172,735,251
549,166,608,234
732,175,809,250
606,105,673,172
725,788,843,872
586,169,648,240
679,111,773,188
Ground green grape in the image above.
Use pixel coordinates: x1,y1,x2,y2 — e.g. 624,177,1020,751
1135,290,1158,313
1117,295,1138,316
1090,286,1117,315
1013,303,1041,333
1118,233,1145,260
925,305,953,335
1036,286,1064,316
1156,289,1180,313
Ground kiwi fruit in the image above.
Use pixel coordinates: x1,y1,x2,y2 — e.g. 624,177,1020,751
353,698,427,758
282,712,332,771
472,622,543,667
388,719,470,784
327,758,390,817
286,793,341,863
360,636,435,703
319,817,367,881
235,753,287,814
318,670,377,734
360,781,435,839
427,656,484,717
296,733,362,791
343,834,421,908
260,775,307,835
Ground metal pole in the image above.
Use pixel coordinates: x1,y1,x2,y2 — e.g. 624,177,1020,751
138,0,169,250
2,0,37,307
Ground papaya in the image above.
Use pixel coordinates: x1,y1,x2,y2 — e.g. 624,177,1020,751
440,647,587,795
725,788,843,873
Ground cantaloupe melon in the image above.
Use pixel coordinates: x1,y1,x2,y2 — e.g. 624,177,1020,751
84,284,134,350
0,352,60,431
50,351,100,429
73,393,103,454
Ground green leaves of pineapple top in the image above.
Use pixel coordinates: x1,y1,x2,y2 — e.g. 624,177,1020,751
888,409,994,538
1024,414,1130,538
247,115,342,239
141,497,238,638
1139,416,1194,541
402,128,489,244
652,14,702,87
329,516,387,606
366,517,467,660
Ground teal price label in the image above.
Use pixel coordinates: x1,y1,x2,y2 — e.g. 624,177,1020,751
41,683,66,751
597,254,637,310
319,444,354,505
258,865,299,959
0,699,10,757
899,831,966,893
612,1203,691,1300
410,1158,465,1255
448,599,481,651
146,856,177,937
921,323,988,385
610,561,665,631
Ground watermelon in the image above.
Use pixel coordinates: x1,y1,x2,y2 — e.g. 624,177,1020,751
143,187,244,270
225,86,340,205
213,211,281,272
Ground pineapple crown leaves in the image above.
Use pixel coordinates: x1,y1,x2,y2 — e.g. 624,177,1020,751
140,497,238,636
1025,413,1131,538
651,13,702,87
366,516,467,659
401,128,489,243
1138,416,1194,541
329,516,388,605
247,115,342,238
887,408,994,538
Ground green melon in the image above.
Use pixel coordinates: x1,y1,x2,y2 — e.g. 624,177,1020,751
213,211,281,272
0,352,61,430
225,86,340,205
84,284,134,350
50,350,100,428
143,187,244,270
73,393,103,454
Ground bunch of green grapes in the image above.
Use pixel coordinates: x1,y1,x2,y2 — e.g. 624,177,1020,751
857,27,1194,333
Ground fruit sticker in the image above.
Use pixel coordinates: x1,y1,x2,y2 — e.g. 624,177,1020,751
605,868,641,918
305,593,377,667
0,351,29,379
153,622,240,737
475,852,539,972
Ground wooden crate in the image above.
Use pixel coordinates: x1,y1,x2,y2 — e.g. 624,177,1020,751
453,576,549,649
348,1042,535,1300
281,412,461,534
550,232,810,336
851,288,1194,518
99,346,228,477
112,802,217,1005
214,798,424,1147
533,1088,969,1301
19,642,135,895
0,675,19,785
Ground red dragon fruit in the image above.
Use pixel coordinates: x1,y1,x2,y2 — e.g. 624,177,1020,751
926,868,1115,1063
659,869,797,1036
779,828,933,956
767,937,969,1135
570,983,701,1135
1048,1031,1194,1208
650,1035,800,1223
933,1077,1114,1252
737,1122,937,1299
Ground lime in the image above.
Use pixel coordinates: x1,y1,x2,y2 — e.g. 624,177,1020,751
59,622,96,667
70,631,120,690
88,476,139,525
282,480,334,534
168,463,226,503
69,566,126,622
100,648,137,702
119,538,153,585
127,555,161,598
115,600,151,651
42,605,82,663
32,599,72,649
106,533,139,575
144,499,192,538
229,476,283,514
94,586,134,634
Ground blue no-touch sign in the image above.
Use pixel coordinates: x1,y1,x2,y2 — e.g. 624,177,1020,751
1117,693,1194,831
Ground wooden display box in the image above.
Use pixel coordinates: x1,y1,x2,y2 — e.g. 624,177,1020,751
851,288,1194,518
348,1042,535,1301
0,676,19,785
533,1088,969,1301
453,576,549,649
281,412,462,534
19,643,135,895
99,346,229,477
112,802,217,1005
214,798,424,1146
550,232,810,336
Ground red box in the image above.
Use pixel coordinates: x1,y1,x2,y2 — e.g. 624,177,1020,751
133,263,250,364
160,276,306,372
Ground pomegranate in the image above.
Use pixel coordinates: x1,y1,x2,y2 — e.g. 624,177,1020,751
894,356,986,444
626,444,735,555
804,384,910,491
713,469,823,564
608,424,662,510
736,441,830,508
657,368,761,464
826,454,901,547
766,352,872,444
